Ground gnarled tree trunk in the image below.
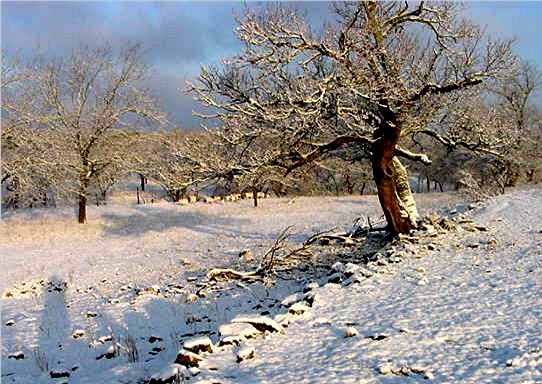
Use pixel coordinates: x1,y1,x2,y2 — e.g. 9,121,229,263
372,156,418,234
371,125,418,234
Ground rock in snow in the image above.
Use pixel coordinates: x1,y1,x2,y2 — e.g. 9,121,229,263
49,369,70,379
148,336,163,343
175,349,205,367
145,285,161,294
183,336,215,354
231,315,284,333
237,346,256,362
344,326,359,338
274,314,291,328
357,267,375,278
288,302,311,315
218,322,261,346
86,311,98,318
238,249,254,261
342,274,364,286
378,363,393,375
96,344,118,360
148,363,189,384
303,281,319,293
8,351,24,360
72,329,86,339
280,293,303,308
344,263,362,277
327,272,344,284
186,293,199,302
331,261,346,273
303,290,319,307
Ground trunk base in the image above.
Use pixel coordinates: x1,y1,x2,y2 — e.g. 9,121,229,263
373,157,418,234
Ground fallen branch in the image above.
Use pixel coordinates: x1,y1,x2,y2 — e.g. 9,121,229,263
351,215,389,238
303,227,338,245
205,268,261,281
305,225,367,246
315,233,363,246
258,225,295,275
205,226,316,282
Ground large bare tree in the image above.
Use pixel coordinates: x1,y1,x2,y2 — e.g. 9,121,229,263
189,1,517,233
3,44,166,223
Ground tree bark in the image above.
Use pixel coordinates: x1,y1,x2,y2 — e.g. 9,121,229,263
371,125,418,234
139,173,146,191
168,188,181,202
345,173,354,194
526,168,535,183
78,177,90,224
252,185,258,207
372,157,418,233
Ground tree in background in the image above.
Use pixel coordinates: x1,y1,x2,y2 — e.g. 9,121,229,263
2,44,166,223
488,61,541,185
1,55,62,208
135,130,205,202
189,1,517,233
405,60,542,197
134,129,245,202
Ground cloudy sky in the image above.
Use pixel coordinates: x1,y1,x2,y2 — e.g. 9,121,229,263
2,1,541,129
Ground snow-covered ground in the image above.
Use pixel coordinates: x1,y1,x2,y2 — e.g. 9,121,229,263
1,189,541,383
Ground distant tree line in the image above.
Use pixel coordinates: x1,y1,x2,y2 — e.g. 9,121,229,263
2,2,541,229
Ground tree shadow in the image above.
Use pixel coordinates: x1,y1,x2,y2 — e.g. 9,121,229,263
101,204,269,241
328,196,378,206
35,275,73,379
0,297,45,382
108,274,306,382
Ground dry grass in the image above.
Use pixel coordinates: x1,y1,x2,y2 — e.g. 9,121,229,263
1,182,166,246
1,190,465,248
1,207,108,246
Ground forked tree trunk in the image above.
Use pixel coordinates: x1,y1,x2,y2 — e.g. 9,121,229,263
371,126,418,234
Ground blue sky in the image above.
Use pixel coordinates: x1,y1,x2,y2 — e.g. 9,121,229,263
2,1,541,128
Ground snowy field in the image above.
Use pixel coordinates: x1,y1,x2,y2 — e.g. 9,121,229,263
1,189,541,383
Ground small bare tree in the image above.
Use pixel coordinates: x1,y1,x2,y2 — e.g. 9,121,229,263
4,44,166,222
135,129,246,202
208,120,304,206
189,1,517,233
135,130,205,202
